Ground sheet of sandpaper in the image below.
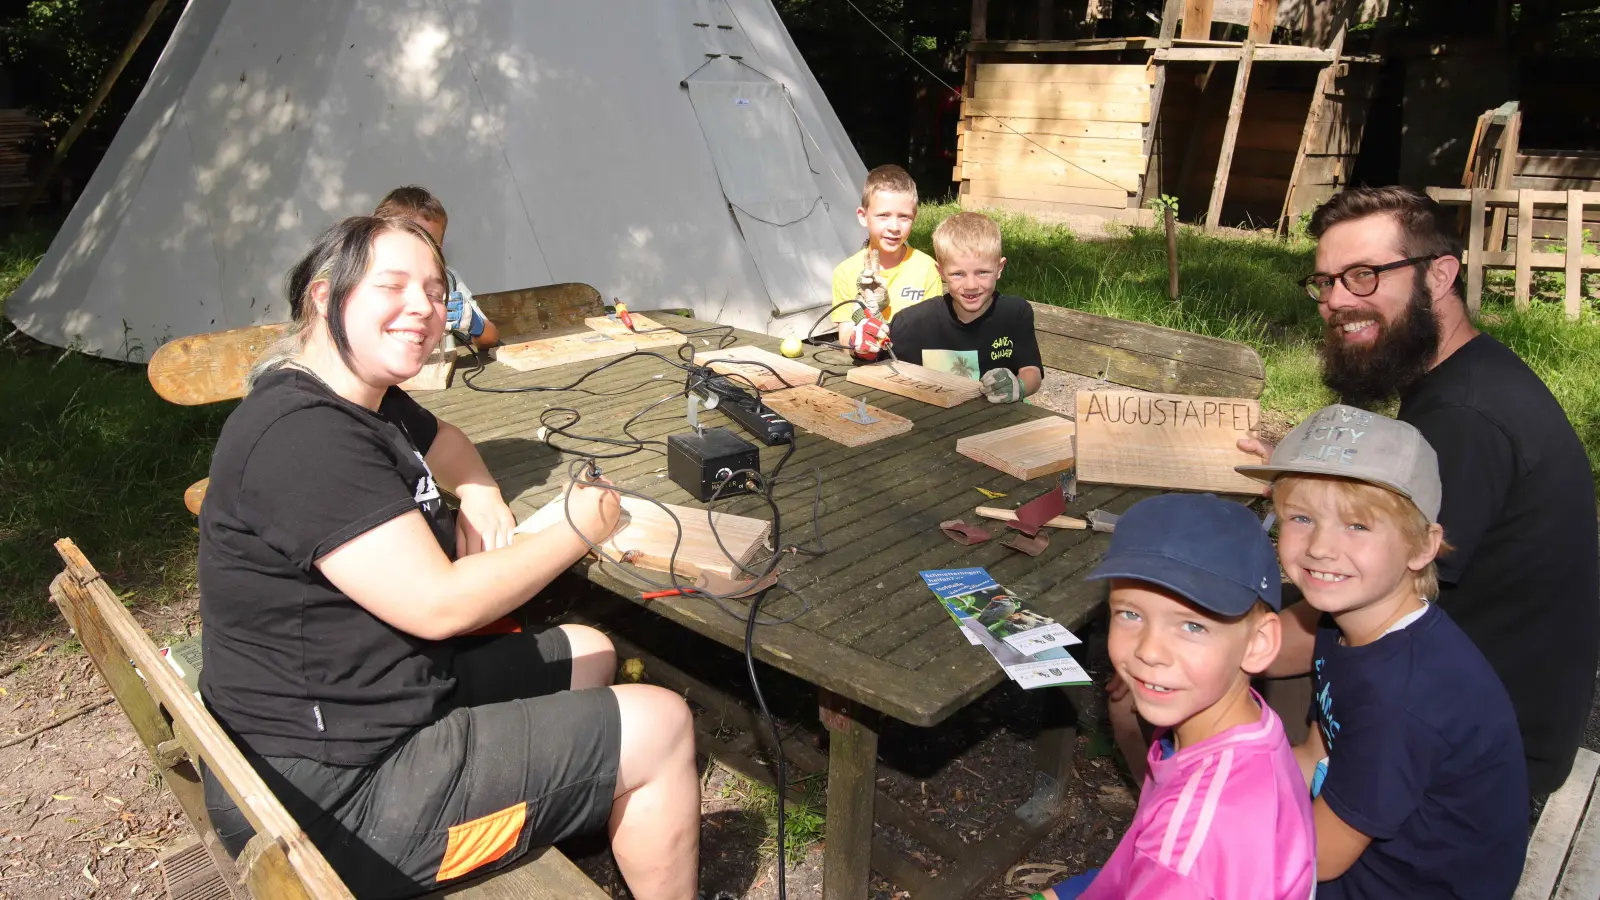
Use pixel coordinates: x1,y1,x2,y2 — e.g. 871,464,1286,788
940,519,992,546
1000,531,1050,556
1009,489,1067,537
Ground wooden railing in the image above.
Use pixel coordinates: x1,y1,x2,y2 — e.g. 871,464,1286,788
1427,187,1597,320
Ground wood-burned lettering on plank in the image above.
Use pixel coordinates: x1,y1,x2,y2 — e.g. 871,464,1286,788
1075,390,1261,494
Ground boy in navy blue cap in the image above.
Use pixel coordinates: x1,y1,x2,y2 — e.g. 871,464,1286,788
1038,494,1315,900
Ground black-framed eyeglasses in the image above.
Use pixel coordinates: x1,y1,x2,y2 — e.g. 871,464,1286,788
1298,255,1443,302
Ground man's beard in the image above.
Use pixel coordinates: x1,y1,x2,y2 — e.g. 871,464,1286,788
1320,274,1440,407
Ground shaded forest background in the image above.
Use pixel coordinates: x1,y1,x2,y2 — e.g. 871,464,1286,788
2,0,1600,204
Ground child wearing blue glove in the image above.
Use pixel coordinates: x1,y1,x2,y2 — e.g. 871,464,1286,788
375,186,500,350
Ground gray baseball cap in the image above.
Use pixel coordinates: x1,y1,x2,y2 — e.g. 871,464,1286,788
1235,404,1443,522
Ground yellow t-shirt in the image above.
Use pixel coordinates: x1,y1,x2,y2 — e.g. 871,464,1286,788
830,247,944,324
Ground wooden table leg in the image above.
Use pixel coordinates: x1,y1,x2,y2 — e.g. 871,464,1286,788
820,690,879,900
1016,686,1080,827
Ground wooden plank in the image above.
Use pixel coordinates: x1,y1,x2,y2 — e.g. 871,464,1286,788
692,345,823,391
1567,190,1585,321
1206,40,1255,232
1279,25,1344,231
425,848,611,899
1182,0,1215,39
1516,748,1600,900
820,694,878,900
973,507,1087,529
1518,153,1600,180
961,97,1150,124
957,155,1142,193
966,38,1151,53
960,130,1145,160
971,0,988,41
1555,758,1600,900
1074,390,1262,495
397,348,456,393
762,385,913,447
1429,187,1582,206
1156,45,1332,62
963,116,1145,141
956,416,1078,480
146,323,291,405
846,360,982,408
53,541,355,900
1510,174,1600,193
1479,251,1600,270
491,315,684,372
966,179,1130,209
472,282,604,344
1489,111,1521,253
1248,0,1280,42
1030,301,1265,383
973,80,1152,105
1468,188,1486,316
517,494,770,580
976,63,1152,85
1516,190,1535,310
959,194,1157,226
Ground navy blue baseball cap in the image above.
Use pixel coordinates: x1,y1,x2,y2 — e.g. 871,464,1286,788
1085,494,1281,615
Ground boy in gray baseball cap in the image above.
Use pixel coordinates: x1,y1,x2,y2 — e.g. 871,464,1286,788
1238,404,1528,899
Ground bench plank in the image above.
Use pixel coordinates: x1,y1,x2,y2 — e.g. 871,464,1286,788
1029,302,1266,398
424,847,609,899
1521,748,1600,899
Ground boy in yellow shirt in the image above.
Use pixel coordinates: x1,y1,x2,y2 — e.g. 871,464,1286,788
832,165,943,358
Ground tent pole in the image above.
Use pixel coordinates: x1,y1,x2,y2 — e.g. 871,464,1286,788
15,0,171,217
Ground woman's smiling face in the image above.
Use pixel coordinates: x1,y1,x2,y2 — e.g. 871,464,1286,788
335,229,448,387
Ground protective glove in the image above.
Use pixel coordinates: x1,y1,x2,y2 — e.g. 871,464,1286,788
445,287,487,338
980,367,1023,403
846,316,888,361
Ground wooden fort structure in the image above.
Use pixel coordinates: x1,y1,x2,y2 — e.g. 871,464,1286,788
954,0,1378,231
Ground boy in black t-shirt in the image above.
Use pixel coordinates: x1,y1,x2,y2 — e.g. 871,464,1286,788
1238,405,1527,899
885,212,1042,403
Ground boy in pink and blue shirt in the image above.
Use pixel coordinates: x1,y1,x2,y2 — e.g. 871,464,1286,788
1041,494,1316,900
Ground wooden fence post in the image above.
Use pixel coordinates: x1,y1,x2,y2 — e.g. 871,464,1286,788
1467,189,1486,316
1514,189,1533,310
1183,0,1215,39
1566,190,1584,321
1166,206,1180,301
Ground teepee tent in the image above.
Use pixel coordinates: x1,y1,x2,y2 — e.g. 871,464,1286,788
7,0,867,360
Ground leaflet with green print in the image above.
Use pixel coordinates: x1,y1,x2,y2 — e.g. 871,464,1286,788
919,567,1090,688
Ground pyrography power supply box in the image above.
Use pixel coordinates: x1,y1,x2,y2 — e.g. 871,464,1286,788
668,427,760,502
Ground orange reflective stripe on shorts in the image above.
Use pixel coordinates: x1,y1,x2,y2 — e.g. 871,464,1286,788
436,801,527,882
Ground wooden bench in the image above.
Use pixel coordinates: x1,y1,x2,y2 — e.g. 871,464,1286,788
50,283,614,898
1517,747,1600,899
1028,301,1266,399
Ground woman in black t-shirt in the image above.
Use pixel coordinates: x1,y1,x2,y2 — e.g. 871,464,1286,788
198,216,700,900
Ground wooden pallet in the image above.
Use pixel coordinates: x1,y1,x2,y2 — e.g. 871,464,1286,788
493,315,685,372
763,385,912,447
517,495,771,580
956,416,1077,480
846,360,982,408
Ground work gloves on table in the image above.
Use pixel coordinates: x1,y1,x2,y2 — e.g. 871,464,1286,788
981,368,1023,404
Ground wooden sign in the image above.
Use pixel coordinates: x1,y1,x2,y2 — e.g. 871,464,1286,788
763,385,912,447
517,494,771,580
957,416,1077,480
493,314,684,372
846,360,982,408
1074,390,1262,494
693,346,822,392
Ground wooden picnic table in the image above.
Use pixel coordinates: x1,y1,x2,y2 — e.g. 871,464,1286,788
414,316,1150,900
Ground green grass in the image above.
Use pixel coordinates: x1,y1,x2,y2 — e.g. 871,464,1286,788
715,768,827,865
1,223,234,625
0,207,1596,625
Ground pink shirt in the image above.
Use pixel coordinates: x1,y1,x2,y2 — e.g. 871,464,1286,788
1083,693,1316,900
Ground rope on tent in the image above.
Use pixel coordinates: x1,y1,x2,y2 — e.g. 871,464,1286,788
839,0,1129,194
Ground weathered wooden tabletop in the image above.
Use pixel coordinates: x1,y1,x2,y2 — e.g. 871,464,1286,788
414,316,1147,730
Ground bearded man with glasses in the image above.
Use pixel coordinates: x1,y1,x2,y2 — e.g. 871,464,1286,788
1246,186,1598,808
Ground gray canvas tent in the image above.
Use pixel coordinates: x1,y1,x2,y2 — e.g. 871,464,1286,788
7,0,867,360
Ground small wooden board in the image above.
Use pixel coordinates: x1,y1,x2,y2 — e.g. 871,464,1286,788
693,346,823,392
1075,390,1261,495
956,416,1077,480
399,348,457,392
763,385,912,447
846,360,982,408
519,495,771,580
493,315,683,372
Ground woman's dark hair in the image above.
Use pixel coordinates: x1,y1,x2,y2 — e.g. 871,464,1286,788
249,215,445,388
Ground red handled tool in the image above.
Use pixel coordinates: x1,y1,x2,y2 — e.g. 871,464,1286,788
613,301,636,331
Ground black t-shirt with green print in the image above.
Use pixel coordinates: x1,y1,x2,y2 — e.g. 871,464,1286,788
886,293,1042,381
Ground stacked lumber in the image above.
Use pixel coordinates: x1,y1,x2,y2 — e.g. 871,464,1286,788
956,416,1077,480
954,63,1150,214
0,110,45,207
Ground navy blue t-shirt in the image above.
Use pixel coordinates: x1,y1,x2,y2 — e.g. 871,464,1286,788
1312,603,1527,899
